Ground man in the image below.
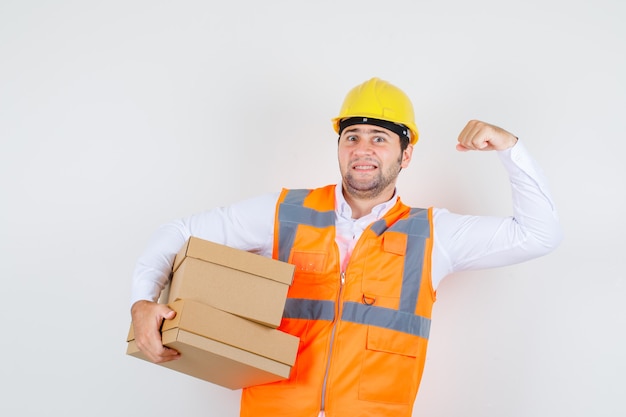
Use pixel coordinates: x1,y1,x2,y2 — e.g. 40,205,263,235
130,77,562,417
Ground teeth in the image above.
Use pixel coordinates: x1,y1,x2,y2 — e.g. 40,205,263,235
354,165,375,170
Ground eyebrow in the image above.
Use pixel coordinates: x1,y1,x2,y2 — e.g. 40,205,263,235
343,127,391,137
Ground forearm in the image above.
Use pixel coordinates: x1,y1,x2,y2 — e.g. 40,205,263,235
130,220,190,306
433,140,562,278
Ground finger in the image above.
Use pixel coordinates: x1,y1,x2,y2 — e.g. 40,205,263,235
153,303,176,320
144,346,180,363
138,329,181,363
457,120,484,150
469,122,491,149
161,308,176,321
152,345,181,363
458,120,498,151
457,120,477,145
456,143,470,152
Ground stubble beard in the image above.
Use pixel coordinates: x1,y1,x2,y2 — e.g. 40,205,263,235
343,154,403,201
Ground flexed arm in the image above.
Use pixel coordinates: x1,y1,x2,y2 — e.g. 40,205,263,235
430,120,563,287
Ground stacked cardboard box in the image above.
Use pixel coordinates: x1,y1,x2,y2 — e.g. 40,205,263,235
127,237,299,389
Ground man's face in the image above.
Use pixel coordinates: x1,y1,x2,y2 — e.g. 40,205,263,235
338,124,413,201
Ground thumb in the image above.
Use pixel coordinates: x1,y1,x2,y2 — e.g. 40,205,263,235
159,305,177,321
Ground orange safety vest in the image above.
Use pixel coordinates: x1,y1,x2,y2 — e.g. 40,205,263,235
241,185,435,417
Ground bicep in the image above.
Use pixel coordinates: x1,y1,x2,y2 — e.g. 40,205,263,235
433,208,547,274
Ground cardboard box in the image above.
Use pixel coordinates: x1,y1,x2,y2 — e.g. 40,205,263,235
169,236,295,328
126,299,299,389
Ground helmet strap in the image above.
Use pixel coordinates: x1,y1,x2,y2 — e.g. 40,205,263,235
338,117,410,144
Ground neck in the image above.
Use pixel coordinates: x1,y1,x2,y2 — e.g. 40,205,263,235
342,185,395,219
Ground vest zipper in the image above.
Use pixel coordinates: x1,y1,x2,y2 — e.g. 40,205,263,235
320,270,346,412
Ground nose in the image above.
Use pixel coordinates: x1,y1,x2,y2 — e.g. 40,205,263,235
353,140,374,155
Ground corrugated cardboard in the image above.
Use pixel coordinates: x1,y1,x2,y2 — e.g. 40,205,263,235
126,299,299,389
169,236,295,328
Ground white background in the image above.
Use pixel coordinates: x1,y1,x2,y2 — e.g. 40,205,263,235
1,1,625,416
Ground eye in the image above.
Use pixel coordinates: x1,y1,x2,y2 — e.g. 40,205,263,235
373,136,386,143
345,135,357,142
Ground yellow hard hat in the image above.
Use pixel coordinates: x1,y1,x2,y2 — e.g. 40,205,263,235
332,77,419,144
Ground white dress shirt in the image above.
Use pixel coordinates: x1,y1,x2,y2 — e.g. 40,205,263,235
131,139,562,306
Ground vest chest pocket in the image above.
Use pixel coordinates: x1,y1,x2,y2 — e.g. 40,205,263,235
359,325,422,404
361,232,407,298
291,251,327,274
289,251,332,290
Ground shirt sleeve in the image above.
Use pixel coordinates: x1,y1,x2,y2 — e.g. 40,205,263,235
130,192,280,307
431,140,563,288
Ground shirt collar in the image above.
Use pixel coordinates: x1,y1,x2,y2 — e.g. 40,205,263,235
334,182,398,221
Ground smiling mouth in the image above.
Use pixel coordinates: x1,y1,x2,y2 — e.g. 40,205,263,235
352,164,377,171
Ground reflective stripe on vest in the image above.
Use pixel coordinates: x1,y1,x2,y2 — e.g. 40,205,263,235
278,189,432,340
283,298,335,321
342,302,431,338
277,189,335,263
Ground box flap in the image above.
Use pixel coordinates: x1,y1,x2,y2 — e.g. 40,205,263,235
163,299,298,366
172,237,294,285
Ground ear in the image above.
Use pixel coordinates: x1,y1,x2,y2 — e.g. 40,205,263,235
400,144,413,168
